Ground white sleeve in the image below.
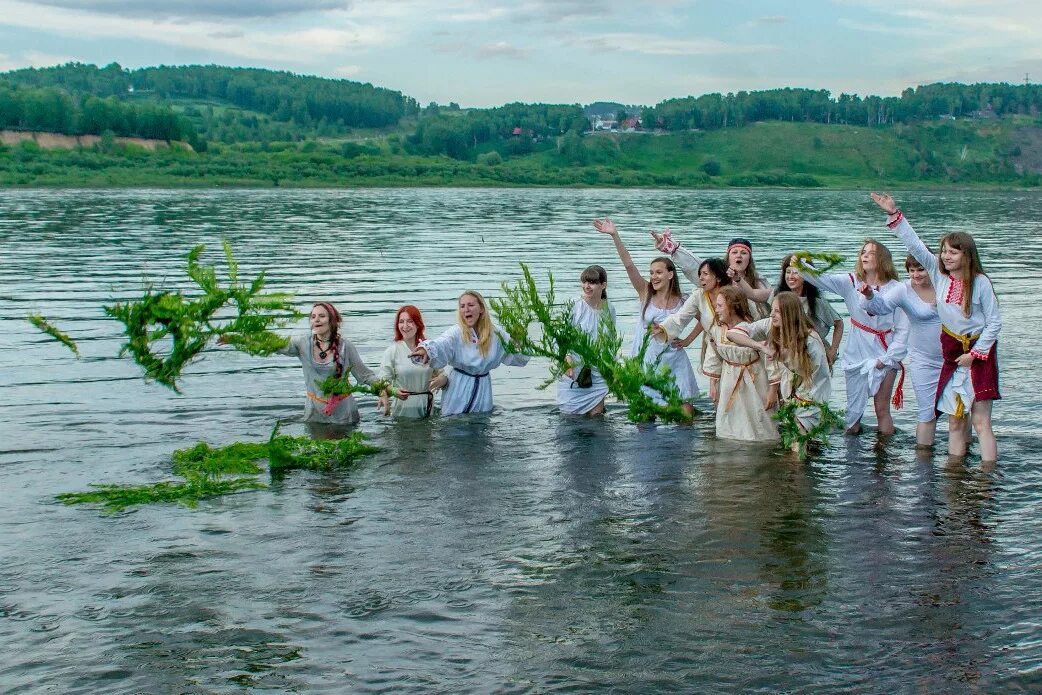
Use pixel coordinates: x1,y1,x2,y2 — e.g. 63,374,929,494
420,326,461,370
671,245,704,285
735,317,772,342
891,217,940,279
802,271,849,297
861,282,903,316
659,294,700,339
276,333,303,357
972,276,1002,357
378,345,397,387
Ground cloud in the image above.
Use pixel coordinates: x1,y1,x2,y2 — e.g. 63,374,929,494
476,41,531,60
577,33,778,56
754,15,786,24
0,49,78,71
31,0,350,19
333,64,361,76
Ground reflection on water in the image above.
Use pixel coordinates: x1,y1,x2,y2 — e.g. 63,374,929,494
1,188,1040,692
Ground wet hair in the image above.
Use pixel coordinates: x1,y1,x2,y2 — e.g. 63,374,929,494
716,285,753,325
393,305,426,342
939,231,986,318
457,290,493,356
312,301,344,378
698,257,730,288
580,264,608,299
768,292,818,385
776,253,820,318
642,256,683,321
855,238,898,284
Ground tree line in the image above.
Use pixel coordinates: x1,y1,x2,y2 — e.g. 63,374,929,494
0,83,194,141
1,63,418,131
643,83,1042,130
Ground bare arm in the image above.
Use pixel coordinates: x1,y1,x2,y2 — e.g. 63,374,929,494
594,218,648,295
732,274,772,303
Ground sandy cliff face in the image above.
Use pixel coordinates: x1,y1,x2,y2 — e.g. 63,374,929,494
0,130,194,152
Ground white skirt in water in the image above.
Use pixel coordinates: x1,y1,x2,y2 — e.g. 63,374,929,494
557,299,617,414
630,299,699,404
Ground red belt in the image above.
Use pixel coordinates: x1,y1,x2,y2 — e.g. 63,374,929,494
850,318,905,409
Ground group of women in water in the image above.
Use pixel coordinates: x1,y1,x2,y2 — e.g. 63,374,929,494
272,193,1002,463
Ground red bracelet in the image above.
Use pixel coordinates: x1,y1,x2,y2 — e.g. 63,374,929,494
886,210,904,229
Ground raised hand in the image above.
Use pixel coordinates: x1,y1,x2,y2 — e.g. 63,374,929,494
858,283,874,299
409,346,429,365
870,192,898,215
650,227,678,253
593,218,618,236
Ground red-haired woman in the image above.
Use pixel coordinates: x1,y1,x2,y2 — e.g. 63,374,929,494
872,193,1002,462
378,305,447,419
275,301,380,427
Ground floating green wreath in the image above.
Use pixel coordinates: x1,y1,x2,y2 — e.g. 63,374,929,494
772,397,844,460
27,314,80,357
104,241,303,392
790,251,845,277
57,423,380,513
491,263,693,424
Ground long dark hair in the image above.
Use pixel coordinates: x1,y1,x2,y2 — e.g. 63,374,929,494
642,256,682,320
313,301,343,378
776,254,820,318
699,257,729,288
580,264,608,299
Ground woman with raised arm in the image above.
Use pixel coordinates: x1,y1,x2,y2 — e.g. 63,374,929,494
871,193,1001,462
409,291,529,417
558,265,617,416
798,239,909,435
700,286,779,441
594,218,699,416
858,254,942,448
272,301,380,428
770,254,844,368
651,257,728,398
726,292,832,444
378,305,448,419
651,230,771,318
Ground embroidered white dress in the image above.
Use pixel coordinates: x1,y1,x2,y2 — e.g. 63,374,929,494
631,297,699,403
420,325,530,416
802,271,909,429
702,323,779,441
891,217,1002,415
379,341,443,419
557,299,617,415
735,318,832,431
861,281,942,423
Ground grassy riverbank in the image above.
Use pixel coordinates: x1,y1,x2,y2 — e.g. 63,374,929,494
2,120,1040,189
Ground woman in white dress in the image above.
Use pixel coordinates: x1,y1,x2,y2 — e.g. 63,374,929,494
800,239,909,435
871,193,1002,462
594,218,699,417
378,305,448,419
858,254,942,448
410,291,530,417
651,231,772,318
701,286,779,441
727,292,833,446
769,254,844,368
557,265,617,416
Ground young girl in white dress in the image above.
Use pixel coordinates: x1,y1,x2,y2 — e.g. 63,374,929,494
871,193,1002,462
858,254,942,448
557,265,617,416
594,218,699,417
700,286,779,442
800,239,909,435
378,305,448,419
410,291,530,417
726,292,833,448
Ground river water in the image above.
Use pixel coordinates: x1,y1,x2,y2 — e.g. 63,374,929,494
0,188,1040,693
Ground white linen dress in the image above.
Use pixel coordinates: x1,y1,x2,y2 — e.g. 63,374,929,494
702,323,779,441
379,340,443,419
557,299,617,415
631,297,699,404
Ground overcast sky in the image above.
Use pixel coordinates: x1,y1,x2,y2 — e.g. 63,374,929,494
1,0,1040,107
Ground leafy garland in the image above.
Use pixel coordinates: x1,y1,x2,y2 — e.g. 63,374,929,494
319,374,392,399
27,314,81,357
103,241,302,392
490,263,694,424
772,397,844,460
57,423,379,513
790,251,845,277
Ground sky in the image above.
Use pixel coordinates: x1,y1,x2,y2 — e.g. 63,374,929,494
1,0,1041,107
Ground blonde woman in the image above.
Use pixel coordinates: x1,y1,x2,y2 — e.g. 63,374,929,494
800,239,909,435
410,291,530,416
727,292,832,439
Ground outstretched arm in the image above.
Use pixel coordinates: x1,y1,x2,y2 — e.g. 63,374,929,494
731,273,771,303
871,192,939,277
594,218,649,295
